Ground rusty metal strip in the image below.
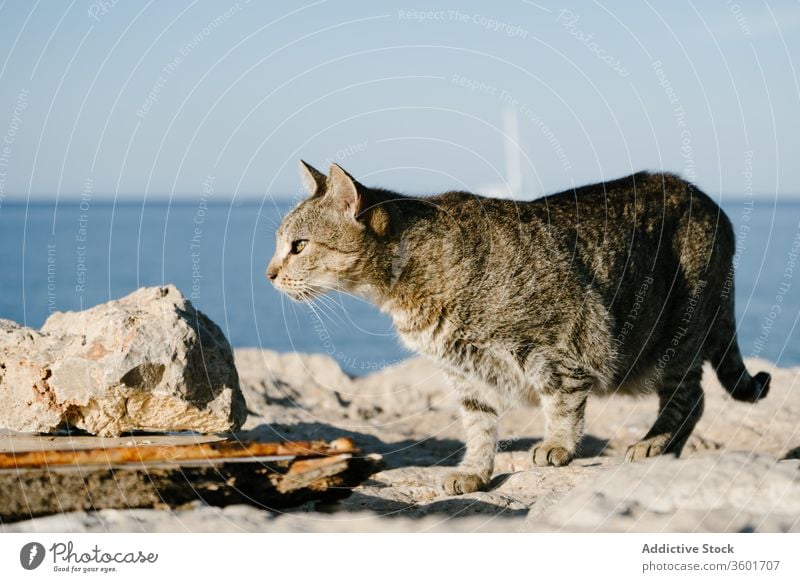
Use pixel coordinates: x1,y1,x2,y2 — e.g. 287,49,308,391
0,437,356,469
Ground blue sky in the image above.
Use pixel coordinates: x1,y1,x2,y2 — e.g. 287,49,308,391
0,0,798,201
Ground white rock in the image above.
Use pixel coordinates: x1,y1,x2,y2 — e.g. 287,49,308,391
0,285,246,436
534,452,800,531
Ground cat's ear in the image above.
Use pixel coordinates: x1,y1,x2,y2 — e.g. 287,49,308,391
327,164,390,235
327,163,365,218
298,160,327,198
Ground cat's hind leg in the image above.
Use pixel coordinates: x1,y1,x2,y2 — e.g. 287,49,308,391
443,395,499,495
625,363,704,462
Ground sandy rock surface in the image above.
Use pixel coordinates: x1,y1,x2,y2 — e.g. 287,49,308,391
0,286,245,436
3,349,798,532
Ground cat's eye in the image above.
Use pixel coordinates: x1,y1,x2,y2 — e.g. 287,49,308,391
291,239,307,254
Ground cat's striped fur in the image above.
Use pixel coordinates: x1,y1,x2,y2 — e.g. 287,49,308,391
268,163,770,495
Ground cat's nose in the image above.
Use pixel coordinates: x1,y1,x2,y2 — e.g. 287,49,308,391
266,263,279,282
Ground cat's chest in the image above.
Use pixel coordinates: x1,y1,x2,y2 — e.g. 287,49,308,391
389,305,453,357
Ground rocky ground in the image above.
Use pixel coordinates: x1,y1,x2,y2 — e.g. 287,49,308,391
4,350,799,533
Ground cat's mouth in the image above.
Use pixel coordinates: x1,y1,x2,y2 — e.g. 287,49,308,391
271,274,334,303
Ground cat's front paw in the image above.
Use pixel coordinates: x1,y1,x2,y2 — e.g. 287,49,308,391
442,471,488,495
531,442,574,467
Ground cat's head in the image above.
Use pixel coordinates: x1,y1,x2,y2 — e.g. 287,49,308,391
267,161,391,301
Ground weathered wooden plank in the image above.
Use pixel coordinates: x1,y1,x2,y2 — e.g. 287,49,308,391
0,439,382,523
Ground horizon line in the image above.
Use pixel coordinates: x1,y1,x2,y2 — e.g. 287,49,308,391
2,192,800,204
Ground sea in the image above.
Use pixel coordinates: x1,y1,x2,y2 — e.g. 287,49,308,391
1,198,798,374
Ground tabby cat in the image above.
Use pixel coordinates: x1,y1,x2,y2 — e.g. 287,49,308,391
267,162,770,495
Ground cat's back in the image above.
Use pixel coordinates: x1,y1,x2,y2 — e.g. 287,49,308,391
426,171,719,227
531,171,721,224
416,171,730,309
415,171,725,270
537,171,731,264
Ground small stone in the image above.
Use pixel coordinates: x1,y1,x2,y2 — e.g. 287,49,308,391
0,285,246,436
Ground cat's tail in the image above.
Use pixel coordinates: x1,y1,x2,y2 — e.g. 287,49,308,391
701,201,770,403
707,294,771,403
711,346,771,402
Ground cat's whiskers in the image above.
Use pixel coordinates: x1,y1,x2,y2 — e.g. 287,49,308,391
309,282,402,339
304,282,353,322
302,291,338,335
319,289,356,320
312,292,349,322
315,287,380,332
293,281,348,328
279,289,305,337
307,294,346,328
312,280,375,307
310,283,363,327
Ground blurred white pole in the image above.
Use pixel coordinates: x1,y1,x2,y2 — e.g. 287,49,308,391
502,106,522,198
